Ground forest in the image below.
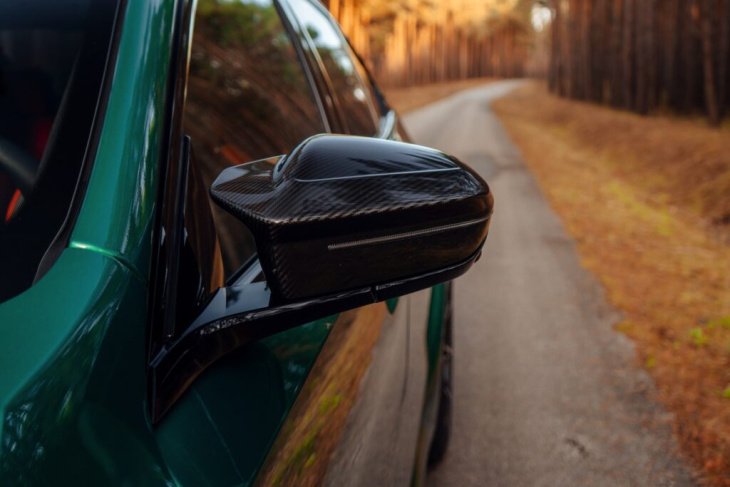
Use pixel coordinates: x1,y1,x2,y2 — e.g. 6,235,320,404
321,0,534,86
547,0,730,125
326,0,730,125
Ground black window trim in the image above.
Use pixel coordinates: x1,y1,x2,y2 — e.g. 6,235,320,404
275,0,345,133
273,0,333,134
285,0,383,135
341,34,396,123
339,36,402,140
147,0,335,364
146,0,195,361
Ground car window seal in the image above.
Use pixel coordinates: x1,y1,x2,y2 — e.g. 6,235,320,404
376,110,397,140
345,34,391,116
146,0,195,357
32,0,129,284
274,0,332,133
225,253,261,287
277,0,348,133
296,0,379,135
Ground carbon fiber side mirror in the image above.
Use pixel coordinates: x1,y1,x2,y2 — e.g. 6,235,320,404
211,134,494,302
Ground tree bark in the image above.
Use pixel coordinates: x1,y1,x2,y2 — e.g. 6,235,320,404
718,0,729,118
610,0,624,106
665,0,681,108
622,0,634,109
702,0,721,124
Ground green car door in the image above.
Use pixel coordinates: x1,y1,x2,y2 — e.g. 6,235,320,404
0,0,464,485
151,0,449,484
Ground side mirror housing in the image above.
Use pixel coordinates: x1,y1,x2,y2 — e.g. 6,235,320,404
211,134,493,302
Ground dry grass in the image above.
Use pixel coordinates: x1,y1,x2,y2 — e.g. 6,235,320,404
383,77,495,114
493,81,730,486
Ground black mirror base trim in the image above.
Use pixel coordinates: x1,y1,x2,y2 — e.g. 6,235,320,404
148,240,486,424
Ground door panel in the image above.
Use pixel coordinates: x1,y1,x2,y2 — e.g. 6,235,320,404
322,291,432,487
407,286,442,484
249,287,443,486
155,299,414,486
155,315,335,485
253,298,416,486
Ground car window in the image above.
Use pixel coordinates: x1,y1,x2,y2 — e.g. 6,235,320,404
0,0,119,303
348,47,385,117
184,0,326,279
287,0,380,136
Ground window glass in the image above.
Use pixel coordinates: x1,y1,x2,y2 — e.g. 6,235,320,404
349,49,384,117
185,0,325,278
287,0,379,136
0,0,119,303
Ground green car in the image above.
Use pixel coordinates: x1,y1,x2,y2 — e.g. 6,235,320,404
0,0,493,485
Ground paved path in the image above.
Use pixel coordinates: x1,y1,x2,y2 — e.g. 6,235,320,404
403,80,696,487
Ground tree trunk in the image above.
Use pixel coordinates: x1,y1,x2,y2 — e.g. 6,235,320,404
665,0,681,108
610,0,624,106
718,0,729,119
702,0,721,124
583,0,594,100
550,0,563,94
622,0,634,109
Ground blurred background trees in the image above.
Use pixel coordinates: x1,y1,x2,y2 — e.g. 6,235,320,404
547,0,730,126
325,0,730,125
321,0,540,86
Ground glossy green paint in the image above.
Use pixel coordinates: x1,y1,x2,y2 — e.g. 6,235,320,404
69,241,147,282
0,249,172,484
153,299,410,483
426,283,447,381
155,318,335,485
0,0,448,484
410,283,448,487
0,0,177,483
71,0,174,271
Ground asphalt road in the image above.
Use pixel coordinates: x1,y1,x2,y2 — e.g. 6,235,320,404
403,80,697,487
